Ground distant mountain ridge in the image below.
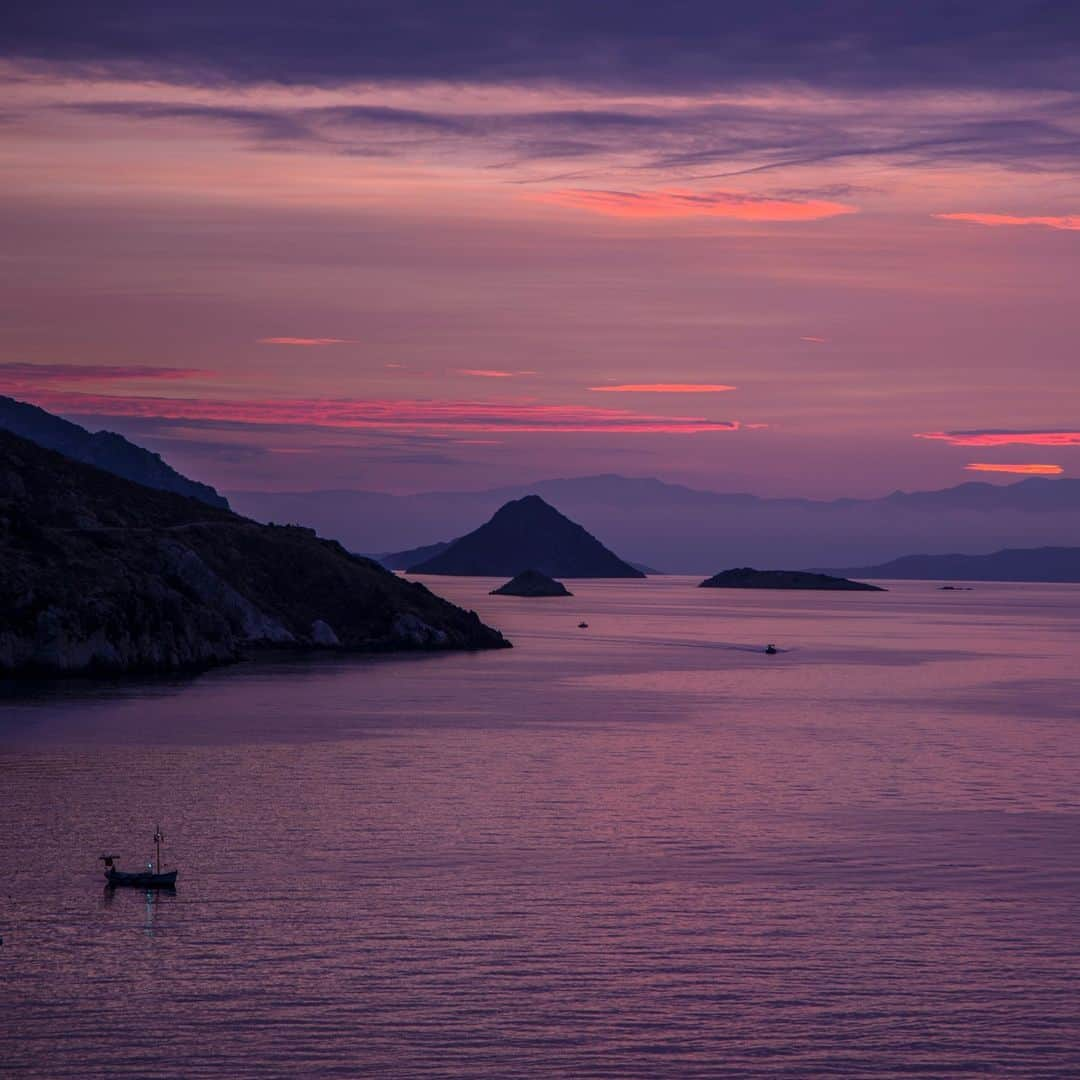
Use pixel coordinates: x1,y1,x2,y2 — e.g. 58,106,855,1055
0,395,229,508
407,495,645,578
825,546,1080,583
230,473,1080,573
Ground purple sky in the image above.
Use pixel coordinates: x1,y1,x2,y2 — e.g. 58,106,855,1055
2,3,1078,496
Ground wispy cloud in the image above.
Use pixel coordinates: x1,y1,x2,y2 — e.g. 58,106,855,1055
0,363,210,388
965,462,1064,475
542,189,856,222
590,383,737,393
456,369,517,378
23,389,744,434
800,336,828,343
257,337,352,346
917,430,1080,447
934,212,1080,231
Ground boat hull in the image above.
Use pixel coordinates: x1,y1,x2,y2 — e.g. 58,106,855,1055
105,869,178,888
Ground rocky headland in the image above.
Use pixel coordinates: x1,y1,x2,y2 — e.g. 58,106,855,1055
0,430,509,676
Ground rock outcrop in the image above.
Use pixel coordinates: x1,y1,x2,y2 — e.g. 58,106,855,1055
0,430,509,676
407,495,645,578
490,570,573,597
699,568,884,591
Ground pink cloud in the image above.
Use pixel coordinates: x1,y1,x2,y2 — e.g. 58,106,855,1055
800,336,827,343
934,213,1080,232
456,369,516,378
917,430,1080,447
590,383,736,393
257,337,352,346
541,189,857,222
22,389,744,434
965,462,1064,475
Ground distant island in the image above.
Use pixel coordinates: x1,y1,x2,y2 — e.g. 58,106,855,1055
0,394,229,508
0,429,509,676
406,495,645,578
490,570,573,597
699,568,885,591
822,546,1080,583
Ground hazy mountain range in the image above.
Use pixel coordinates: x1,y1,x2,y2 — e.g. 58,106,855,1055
826,547,1080,583
228,474,1080,572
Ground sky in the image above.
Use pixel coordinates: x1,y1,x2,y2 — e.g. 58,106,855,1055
2,1,1079,497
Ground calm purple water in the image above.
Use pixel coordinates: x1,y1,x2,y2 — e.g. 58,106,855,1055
2,578,1079,1077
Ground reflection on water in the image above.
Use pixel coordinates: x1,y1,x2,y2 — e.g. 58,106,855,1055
1,578,1079,1077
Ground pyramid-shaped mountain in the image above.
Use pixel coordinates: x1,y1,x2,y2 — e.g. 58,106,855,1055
407,495,645,578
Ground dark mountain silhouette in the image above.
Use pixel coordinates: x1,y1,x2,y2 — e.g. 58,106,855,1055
0,395,228,508
231,473,1080,573
825,546,1080,582
0,430,508,676
700,568,884,591
490,570,573,597
407,495,644,578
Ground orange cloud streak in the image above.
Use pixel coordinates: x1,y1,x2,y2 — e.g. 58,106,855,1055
257,337,352,346
965,463,1064,475
934,213,1080,232
917,430,1080,447
457,369,516,377
22,389,743,434
590,383,736,393
542,189,856,222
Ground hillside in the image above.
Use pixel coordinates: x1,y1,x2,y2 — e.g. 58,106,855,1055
0,395,228,508
826,546,1080,582
407,495,645,578
0,430,509,675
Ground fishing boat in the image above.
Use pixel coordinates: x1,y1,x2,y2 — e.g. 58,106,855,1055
101,825,178,888
765,643,778,654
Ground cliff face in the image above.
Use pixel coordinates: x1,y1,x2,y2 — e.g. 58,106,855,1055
0,430,509,676
408,495,645,578
0,395,229,508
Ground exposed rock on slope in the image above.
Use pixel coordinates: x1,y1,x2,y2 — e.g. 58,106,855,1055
699,568,884,591
407,495,645,578
0,395,229,508
490,570,573,597
0,430,509,676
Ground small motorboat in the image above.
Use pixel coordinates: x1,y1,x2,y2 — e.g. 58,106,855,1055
101,825,178,888
765,643,778,654
578,621,589,628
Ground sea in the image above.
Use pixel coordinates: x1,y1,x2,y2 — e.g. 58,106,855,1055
2,577,1078,1078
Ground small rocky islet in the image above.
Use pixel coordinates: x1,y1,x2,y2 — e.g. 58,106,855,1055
490,570,573,597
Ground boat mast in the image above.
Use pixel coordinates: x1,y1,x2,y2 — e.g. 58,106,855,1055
154,824,163,875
